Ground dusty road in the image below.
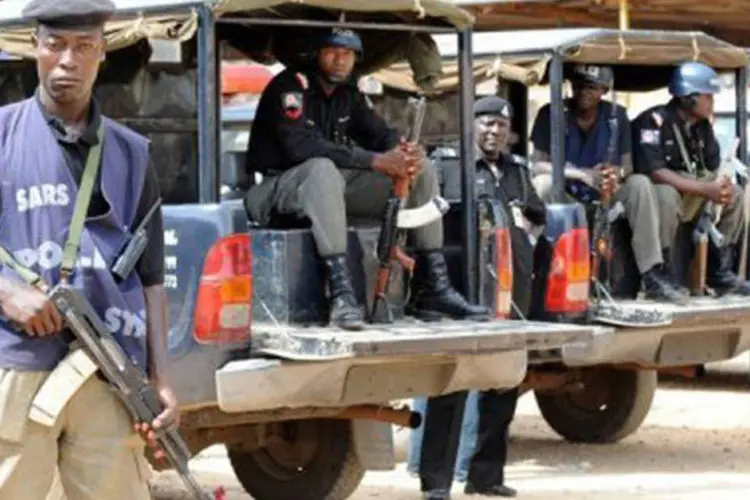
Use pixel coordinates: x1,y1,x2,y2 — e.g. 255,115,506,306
151,382,750,500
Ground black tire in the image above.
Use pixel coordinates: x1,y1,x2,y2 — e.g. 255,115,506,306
228,419,365,500
534,368,657,444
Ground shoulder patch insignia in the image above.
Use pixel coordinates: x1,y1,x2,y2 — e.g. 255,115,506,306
650,111,664,128
295,72,309,90
640,128,660,145
282,92,304,120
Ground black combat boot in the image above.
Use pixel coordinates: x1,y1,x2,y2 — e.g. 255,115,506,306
661,248,690,296
465,483,517,497
407,251,490,322
707,245,750,296
323,255,364,330
641,267,688,304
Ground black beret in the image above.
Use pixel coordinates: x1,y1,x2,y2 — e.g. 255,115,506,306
473,96,513,120
22,0,116,29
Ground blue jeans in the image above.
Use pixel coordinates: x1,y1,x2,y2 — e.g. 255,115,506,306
407,391,480,481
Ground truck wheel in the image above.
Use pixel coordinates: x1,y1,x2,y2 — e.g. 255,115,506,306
227,419,365,500
534,368,657,443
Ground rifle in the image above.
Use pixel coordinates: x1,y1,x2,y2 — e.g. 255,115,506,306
49,283,214,500
590,94,619,302
370,97,434,323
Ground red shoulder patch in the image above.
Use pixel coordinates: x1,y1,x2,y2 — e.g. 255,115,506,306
282,91,303,120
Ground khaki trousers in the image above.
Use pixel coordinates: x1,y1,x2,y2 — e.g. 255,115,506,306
0,369,151,500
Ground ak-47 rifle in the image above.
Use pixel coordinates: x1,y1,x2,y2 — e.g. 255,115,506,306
590,94,619,302
370,97,433,323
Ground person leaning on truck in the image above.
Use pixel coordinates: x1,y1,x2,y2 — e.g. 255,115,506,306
417,97,542,500
632,61,750,296
243,28,488,330
529,63,687,303
0,0,178,499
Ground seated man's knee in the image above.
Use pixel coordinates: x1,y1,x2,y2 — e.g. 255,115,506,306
624,173,653,193
297,158,343,188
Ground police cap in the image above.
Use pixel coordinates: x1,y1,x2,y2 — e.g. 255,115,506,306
571,64,614,89
22,0,116,30
473,96,513,120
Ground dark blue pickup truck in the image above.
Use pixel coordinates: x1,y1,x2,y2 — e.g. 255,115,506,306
0,1,609,499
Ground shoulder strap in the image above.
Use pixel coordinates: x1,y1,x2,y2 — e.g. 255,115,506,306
60,124,105,282
0,123,105,289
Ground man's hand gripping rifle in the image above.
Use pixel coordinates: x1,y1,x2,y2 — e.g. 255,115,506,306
50,285,213,499
0,240,213,499
370,97,448,323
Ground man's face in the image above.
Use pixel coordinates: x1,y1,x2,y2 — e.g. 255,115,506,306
572,80,607,111
475,115,511,158
691,93,714,120
317,46,356,83
34,25,105,105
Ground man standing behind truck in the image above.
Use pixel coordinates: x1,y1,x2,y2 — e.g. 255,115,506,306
632,61,750,296
416,96,544,499
0,0,178,498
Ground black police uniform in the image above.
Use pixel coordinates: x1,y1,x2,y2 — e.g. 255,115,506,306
245,68,399,177
632,99,720,178
419,98,538,499
632,98,750,295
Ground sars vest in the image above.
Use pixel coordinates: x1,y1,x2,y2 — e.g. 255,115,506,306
0,98,150,372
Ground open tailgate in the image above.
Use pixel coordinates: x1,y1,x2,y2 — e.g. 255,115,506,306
215,319,611,413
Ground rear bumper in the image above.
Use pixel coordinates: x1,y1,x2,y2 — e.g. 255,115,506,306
561,297,750,367
215,319,606,413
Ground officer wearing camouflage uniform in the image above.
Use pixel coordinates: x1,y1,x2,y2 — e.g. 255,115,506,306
244,29,487,329
530,64,686,303
632,61,750,296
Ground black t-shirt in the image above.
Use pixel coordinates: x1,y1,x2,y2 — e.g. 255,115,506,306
35,93,165,287
631,99,720,176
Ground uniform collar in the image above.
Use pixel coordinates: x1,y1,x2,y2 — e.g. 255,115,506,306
35,87,101,146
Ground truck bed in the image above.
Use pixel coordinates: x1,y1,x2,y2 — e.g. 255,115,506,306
216,319,611,413
562,295,750,367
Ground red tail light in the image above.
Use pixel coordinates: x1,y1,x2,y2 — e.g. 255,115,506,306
494,228,513,319
194,234,253,344
545,228,590,313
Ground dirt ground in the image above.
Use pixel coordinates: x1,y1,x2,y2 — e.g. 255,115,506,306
150,380,750,500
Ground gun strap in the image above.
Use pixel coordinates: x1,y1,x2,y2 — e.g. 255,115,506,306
671,123,695,175
0,124,105,290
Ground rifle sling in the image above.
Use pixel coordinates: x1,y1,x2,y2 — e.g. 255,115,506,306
0,124,105,291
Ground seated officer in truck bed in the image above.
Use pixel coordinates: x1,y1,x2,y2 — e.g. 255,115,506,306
632,61,750,296
244,28,488,330
530,64,686,303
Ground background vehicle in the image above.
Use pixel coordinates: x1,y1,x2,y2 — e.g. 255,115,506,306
0,1,607,498
376,27,750,445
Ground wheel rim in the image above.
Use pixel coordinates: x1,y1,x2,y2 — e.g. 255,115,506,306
252,420,322,481
561,369,617,417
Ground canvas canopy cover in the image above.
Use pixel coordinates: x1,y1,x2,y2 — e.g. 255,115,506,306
371,28,750,94
0,0,473,87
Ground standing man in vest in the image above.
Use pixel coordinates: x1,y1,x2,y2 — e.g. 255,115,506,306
529,64,686,303
244,28,488,330
632,62,750,296
417,97,541,500
0,1,177,499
